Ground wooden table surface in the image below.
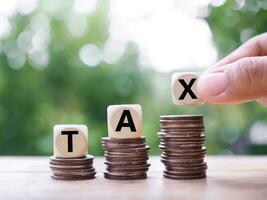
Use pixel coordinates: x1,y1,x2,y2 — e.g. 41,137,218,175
0,156,267,200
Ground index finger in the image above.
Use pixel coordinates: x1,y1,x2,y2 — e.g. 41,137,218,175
210,32,267,70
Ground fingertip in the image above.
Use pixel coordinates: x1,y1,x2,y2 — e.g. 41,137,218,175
197,72,227,102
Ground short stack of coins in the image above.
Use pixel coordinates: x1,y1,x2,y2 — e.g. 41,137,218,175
158,115,207,180
102,137,150,180
50,155,96,181
103,104,150,180
50,125,96,181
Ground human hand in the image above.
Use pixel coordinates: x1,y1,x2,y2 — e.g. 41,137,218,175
197,33,267,106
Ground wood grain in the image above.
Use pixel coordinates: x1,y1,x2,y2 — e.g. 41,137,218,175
0,156,267,200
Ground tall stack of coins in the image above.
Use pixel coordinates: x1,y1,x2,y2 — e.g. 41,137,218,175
102,137,150,180
158,115,207,180
50,156,96,181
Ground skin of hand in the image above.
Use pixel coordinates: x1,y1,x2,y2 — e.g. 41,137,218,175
197,32,267,107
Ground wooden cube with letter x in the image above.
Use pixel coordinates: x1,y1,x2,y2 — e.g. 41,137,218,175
171,72,205,105
50,124,96,181
107,104,143,138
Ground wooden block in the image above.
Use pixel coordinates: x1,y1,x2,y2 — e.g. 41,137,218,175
171,72,204,105
53,124,88,158
107,104,143,138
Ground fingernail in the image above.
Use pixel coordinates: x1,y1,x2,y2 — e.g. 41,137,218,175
257,97,267,107
197,73,227,96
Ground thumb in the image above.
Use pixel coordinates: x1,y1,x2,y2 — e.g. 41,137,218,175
197,57,267,104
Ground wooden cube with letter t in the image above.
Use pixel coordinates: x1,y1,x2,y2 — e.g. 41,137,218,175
107,104,143,138
171,72,205,105
53,124,88,158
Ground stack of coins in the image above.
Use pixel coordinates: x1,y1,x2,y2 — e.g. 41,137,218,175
158,115,207,180
49,155,96,181
102,137,150,180
51,125,96,181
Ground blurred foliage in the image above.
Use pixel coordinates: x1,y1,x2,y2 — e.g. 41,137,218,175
207,0,267,58
0,0,267,156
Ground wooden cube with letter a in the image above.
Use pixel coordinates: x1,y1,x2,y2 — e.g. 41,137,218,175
53,124,88,158
107,104,143,138
171,72,204,105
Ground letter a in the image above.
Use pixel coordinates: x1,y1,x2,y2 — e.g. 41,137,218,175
115,110,137,132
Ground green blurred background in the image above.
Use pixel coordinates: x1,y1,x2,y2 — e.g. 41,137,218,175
0,0,267,156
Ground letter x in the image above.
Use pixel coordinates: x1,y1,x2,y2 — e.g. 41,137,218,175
178,78,197,100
